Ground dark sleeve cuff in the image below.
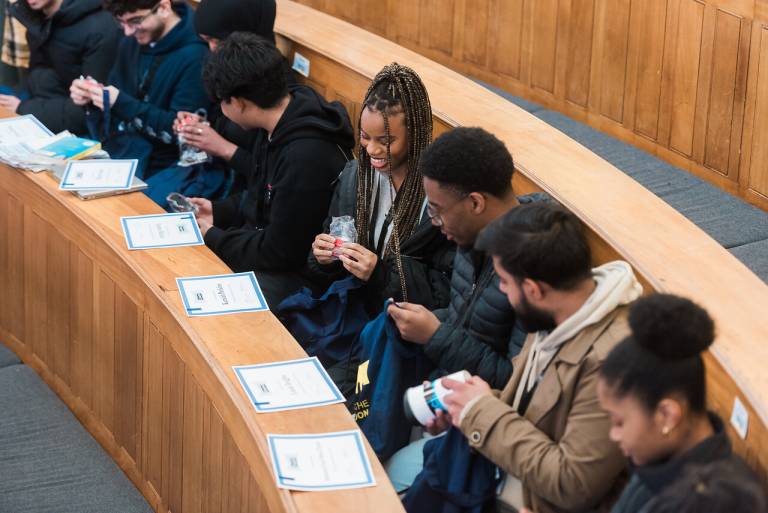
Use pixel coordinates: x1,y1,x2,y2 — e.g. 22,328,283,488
203,226,225,252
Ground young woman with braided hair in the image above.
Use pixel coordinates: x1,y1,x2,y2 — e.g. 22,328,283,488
305,63,454,313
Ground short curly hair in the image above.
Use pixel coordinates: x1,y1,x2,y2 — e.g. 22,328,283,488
102,0,159,16
202,32,288,109
420,127,514,198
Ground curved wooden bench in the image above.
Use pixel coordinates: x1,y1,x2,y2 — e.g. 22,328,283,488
0,121,402,511
293,0,768,212
0,4,765,513
273,0,768,479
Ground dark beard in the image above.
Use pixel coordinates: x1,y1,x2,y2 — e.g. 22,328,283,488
516,292,557,333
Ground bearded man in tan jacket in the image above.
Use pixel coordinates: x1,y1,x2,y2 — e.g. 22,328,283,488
432,203,642,513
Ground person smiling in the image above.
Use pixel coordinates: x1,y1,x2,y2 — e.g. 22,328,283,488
69,0,210,187
304,63,454,313
3,0,119,134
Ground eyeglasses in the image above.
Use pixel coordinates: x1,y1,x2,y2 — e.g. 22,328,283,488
426,196,467,227
116,3,161,29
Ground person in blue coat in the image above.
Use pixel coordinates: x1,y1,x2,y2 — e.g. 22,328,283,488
69,0,215,203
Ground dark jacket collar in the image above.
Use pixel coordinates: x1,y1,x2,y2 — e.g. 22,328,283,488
633,413,732,492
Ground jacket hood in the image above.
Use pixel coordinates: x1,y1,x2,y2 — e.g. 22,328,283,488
194,0,275,43
270,84,355,149
13,0,103,41
144,3,205,55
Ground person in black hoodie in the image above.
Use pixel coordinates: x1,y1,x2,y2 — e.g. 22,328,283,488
69,0,212,199
1,0,119,134
173,0,277,201
597,294,762,513
190,32,354,306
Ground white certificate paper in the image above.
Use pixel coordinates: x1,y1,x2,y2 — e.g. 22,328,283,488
176,272,268,316
60,159,137,190
268,431,376,491
0,115,52,143
59,159,139,191
121,213,204,250
233,357,344,412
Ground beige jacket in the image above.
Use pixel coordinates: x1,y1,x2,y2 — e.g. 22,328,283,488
460,306,630,513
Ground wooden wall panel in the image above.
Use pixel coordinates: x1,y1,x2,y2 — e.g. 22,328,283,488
531,0,559,94
595,0,632,122
305,0,768,209
419,0,455,56
744,24,768,200
24,211,49,364
47,230,71,384
461,0,490,67
564,0,595,107
70,247,94,408
95,270,116,433
488,0,525,80
5,195,25,342
629,0,668,139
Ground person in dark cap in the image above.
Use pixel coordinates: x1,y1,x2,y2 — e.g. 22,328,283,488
194,0,275,48
172,0,277,201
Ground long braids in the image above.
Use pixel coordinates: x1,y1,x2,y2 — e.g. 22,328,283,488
354,63,433,301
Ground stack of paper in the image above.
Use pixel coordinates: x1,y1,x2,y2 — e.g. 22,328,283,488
0,115,102,172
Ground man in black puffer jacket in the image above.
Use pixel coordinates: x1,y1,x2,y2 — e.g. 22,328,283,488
388,128,543,389
2,0,120,134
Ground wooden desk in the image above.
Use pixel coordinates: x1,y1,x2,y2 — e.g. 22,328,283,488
0,115,403,512
273,0,768,479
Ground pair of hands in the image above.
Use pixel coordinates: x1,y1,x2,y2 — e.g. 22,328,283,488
312,233,381,281
69,77,119,110
174,111,238,161
423,375,493,435
0,94,21,113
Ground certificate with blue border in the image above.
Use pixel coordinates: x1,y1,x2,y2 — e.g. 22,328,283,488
267,431,376,491
176,272,269,316
0,114,52,143
233,357,344,412
60,159,137,190
121,213,204,250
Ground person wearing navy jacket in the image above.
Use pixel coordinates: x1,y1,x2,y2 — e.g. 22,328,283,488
70,0,209,184
3,0,120,134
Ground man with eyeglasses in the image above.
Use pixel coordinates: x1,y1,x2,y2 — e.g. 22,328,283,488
69,0,210,198
1,0,119,134
385,126,539,492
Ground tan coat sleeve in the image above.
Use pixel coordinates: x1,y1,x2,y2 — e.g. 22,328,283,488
459,355,625,511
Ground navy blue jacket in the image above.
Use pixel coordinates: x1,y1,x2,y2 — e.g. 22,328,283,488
12,0,120,134
86,3,209,178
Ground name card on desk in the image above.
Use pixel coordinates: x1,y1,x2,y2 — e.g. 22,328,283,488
121,212,204,250
234,357,344,413
0,115,52,144
60,159,137,190
176,272,268,316
267,431,376,491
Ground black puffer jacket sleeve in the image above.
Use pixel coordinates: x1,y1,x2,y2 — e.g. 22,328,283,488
423,255,517,389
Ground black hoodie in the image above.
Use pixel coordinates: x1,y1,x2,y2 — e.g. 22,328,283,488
194,0,276,44
206,83,355,273
11,0,120,134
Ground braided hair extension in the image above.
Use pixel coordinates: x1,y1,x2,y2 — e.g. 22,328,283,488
354,63,433,301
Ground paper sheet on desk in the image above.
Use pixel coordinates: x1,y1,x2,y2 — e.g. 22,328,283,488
267,431,376,491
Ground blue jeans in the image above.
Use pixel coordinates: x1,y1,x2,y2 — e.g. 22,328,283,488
384,436,434,493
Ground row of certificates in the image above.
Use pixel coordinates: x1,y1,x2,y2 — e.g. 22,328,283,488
2,115,375,492
121,213,375,492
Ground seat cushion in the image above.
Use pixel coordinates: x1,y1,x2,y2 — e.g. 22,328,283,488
0,365,152,513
